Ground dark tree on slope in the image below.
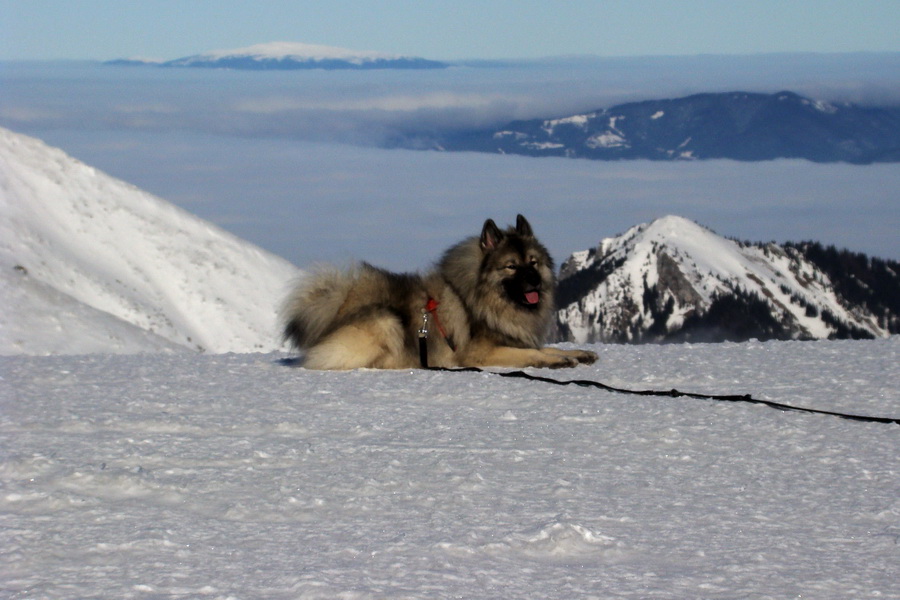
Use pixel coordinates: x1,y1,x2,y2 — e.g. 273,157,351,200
671,289,791,344
556,254,625,308
638,280,675,342
787,242,900,334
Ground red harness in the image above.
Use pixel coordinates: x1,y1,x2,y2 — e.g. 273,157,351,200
424,297,456,351
418,297,457,368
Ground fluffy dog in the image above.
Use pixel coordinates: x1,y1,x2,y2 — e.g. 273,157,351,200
281,215,597,369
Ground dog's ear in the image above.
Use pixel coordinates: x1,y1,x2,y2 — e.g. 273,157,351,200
480,218,504,252
515,214,534,238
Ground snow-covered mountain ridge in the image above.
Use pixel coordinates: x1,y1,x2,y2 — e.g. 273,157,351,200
555,216,899,343
441,91,900,164
0,127,301,355
108,41,447,70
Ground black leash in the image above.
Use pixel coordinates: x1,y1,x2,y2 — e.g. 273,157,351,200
426,366,900,426
414,303,896,425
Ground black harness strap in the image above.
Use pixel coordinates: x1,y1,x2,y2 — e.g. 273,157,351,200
426,366,900,426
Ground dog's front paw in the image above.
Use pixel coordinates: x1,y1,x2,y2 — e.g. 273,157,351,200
547,356,580,369
573,350,598,365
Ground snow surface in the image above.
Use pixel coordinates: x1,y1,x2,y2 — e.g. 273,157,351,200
581,115,631,149
2,338,898,599
522,142,566,151
541,114,592,136
585,131,629,149
0,127,301,355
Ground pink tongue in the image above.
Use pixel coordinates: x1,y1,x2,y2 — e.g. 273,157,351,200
525,291,540,305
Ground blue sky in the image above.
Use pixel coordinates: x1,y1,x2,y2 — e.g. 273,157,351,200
2,0,899,61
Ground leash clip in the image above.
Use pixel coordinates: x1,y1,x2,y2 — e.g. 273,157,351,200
418,310,430,339
418,310,430,368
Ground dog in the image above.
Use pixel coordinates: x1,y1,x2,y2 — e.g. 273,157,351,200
281,214,598,370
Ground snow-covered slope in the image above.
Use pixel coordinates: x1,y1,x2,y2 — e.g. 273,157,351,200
3,339,898,599
556,215,892,343
159,41,447,70
0,127,301,355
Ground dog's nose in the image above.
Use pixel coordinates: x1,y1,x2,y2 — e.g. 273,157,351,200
523,267,542,289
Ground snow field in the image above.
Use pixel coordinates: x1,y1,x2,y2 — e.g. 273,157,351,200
2,338,898,599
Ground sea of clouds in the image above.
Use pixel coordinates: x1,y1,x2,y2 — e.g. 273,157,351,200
2,53,898,269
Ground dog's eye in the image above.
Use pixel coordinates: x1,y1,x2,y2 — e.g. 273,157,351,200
529,258,539,267
504,263,517,271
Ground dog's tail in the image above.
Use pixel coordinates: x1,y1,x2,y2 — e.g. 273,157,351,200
280,265,363,349
281,263,399,349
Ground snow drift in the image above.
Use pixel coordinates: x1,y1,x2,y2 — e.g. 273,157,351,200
0,127,301,355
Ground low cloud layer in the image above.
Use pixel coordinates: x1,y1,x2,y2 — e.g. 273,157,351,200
2,54,899,268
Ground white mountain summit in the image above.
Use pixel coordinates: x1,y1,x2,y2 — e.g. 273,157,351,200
158,41,447,70
556,216,893,343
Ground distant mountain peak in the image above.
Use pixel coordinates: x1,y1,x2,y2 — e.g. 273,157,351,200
110,41,448,71
555,216,899,343
197,41,402,63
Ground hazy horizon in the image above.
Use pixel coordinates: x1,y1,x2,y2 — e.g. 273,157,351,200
2,55,898,269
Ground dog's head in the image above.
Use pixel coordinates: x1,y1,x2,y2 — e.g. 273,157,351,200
480,214,555,310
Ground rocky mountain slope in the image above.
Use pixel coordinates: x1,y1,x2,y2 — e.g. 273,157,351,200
443,91,900,164
555,216,899,343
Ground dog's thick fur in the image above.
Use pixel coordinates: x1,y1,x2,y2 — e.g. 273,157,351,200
281,215,598,370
